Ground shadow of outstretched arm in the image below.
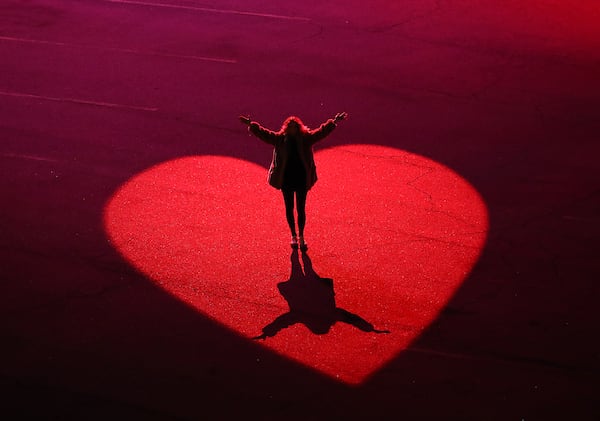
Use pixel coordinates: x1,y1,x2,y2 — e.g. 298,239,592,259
252,312,299,340
336,308,390,334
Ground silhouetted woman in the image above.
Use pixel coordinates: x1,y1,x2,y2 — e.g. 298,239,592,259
240,112,347,250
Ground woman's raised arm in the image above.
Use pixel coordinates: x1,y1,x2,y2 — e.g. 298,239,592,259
239,115,280,145
309,112,348,144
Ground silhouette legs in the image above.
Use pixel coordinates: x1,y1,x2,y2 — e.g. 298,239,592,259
282,189,307,237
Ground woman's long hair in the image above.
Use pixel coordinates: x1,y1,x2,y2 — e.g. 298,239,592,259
278,116,310,136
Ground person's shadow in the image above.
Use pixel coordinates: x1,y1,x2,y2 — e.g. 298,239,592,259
253,250,390,340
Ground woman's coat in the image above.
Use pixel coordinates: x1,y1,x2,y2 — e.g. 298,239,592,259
249,119,336,190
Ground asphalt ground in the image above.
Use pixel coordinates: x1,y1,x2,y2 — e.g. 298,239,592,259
1,1,599,419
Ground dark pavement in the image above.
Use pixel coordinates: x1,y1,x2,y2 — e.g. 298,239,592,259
1,1,599,419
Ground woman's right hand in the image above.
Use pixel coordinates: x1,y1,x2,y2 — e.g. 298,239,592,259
334,112,348,123
239,115,251,125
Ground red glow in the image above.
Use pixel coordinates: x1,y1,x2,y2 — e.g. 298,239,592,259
104,145,487,384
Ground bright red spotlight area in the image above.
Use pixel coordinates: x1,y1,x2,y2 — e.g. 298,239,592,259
104,145,488,384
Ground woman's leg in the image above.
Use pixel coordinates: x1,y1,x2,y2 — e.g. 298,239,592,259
282,189,297,236
296,188,307,238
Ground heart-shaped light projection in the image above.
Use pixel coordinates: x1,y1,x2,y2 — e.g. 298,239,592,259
104,144,487,384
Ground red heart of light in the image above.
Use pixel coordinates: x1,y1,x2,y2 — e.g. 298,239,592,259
104,144,487,384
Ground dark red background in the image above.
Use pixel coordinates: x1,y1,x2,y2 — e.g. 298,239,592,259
1,0,599,419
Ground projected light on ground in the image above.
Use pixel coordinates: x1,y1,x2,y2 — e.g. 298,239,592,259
104,144,488,384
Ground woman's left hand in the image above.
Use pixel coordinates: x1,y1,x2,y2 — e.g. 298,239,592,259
334,112,348,122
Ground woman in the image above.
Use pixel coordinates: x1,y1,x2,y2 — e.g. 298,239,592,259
239,112,347,250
